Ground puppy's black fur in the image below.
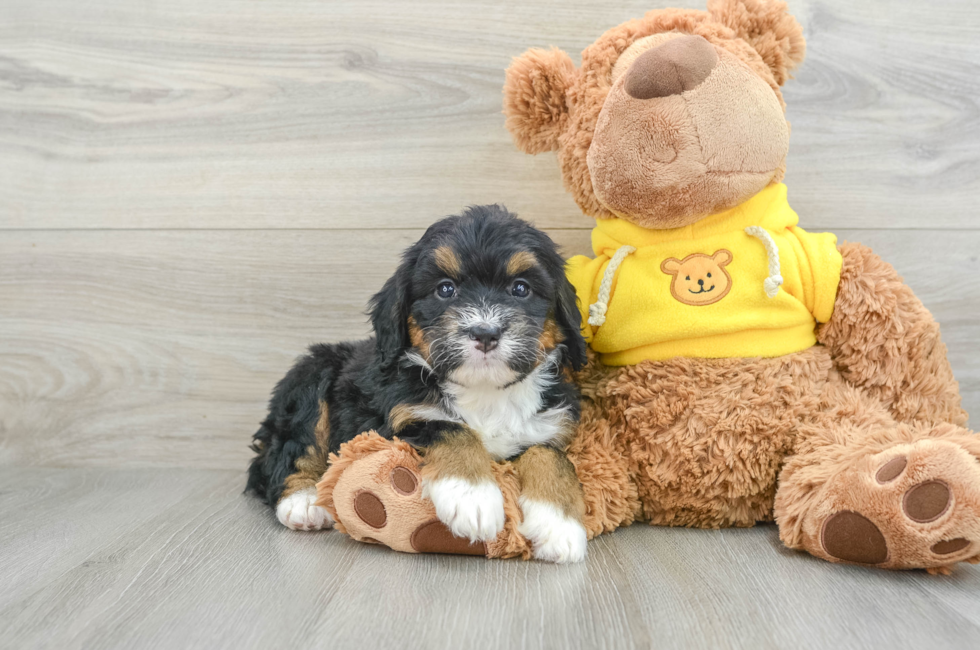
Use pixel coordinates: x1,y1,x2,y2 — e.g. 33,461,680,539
246,205,586,507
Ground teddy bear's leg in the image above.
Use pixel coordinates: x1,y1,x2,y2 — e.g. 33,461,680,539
314,432,532,558
775,372,980,572
817,242,968,428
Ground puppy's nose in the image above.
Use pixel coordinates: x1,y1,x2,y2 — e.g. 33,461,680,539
624,35,718,100
468,324,501,353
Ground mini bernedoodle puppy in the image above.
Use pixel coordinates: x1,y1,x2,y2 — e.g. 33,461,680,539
247,205,590,562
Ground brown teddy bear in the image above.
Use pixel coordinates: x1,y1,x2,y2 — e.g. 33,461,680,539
317,0,980,571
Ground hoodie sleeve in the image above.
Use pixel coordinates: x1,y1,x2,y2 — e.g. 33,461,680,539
565,254,608,344
791,227,843,324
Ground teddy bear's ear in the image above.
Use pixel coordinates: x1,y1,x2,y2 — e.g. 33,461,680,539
707,0,806,85
503,47,576,154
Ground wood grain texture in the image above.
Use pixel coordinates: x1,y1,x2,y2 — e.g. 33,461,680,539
1,0,978,230
0,467,977,650
1,228,976,469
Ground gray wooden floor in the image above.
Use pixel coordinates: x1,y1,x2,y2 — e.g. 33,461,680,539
2,467,980,650
1,1,979,648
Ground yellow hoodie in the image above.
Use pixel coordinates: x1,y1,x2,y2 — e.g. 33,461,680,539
566,184,842,365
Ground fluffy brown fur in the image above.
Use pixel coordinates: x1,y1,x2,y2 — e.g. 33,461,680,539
503,47,576,155
817,242,968,428
707,0,806,85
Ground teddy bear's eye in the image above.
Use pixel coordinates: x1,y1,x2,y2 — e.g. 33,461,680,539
707,272,712,278
685,276,690,281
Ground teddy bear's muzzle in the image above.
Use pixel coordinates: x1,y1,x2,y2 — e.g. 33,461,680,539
587,39,791,230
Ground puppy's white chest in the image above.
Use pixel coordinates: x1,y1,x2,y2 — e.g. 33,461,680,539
447,379,569,460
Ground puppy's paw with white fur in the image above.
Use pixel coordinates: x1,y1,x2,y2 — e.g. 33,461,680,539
518,497,587,563
276,487,334,531
422,477,505,543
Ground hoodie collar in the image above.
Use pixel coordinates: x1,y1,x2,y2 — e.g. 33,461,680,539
591,184,797,255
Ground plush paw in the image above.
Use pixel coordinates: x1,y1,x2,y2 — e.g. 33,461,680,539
518,497,587,563
276,487,335,531
324,445,491,555
422,477,506,543
813,439,980,570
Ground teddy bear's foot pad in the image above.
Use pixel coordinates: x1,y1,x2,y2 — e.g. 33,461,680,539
411,520,487,555
814,439,980,570
324,446,489,556
821,511,888,564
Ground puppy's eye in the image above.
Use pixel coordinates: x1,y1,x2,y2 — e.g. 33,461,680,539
436,281,456,299
511,281,531,298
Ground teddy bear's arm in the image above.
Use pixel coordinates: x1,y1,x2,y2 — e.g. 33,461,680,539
816,242,967,428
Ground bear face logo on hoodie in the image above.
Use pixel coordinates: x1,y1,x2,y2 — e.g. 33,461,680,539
661,250,733,306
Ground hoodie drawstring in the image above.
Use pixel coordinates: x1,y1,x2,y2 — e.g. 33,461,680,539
588,245,636,327
744,226,783,298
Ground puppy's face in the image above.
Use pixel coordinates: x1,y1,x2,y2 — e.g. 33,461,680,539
411,243,556,388
371,206,587,387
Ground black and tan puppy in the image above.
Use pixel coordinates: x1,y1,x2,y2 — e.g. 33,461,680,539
247,205,590,562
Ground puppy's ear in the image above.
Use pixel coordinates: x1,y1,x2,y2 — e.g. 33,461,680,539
369,255,416,370
554,277,588,371
528,225,588,372
503,47,576,154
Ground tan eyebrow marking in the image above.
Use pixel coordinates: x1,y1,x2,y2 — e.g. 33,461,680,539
507,251,538,276
433,246,461,277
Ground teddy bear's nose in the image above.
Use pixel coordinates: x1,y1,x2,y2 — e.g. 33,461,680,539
624,35,718,100
698,278,705,286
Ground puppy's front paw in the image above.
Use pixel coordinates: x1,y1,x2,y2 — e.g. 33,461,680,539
276,487,334,531
518,498,587,563
422,477,505,543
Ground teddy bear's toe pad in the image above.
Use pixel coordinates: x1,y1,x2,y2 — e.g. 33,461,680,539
391,466,418,495
903,480,951,523
875,456,907,483
932,538,970,555
352,490,387,528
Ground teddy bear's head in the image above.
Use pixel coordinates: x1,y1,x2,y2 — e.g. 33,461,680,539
503,0,805,229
